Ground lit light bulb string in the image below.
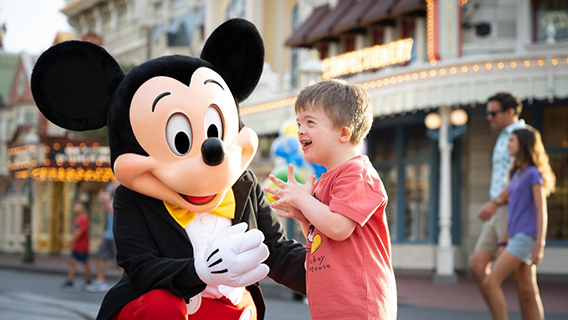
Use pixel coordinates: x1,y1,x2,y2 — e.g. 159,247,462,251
7,142,114,183
240,56,568,115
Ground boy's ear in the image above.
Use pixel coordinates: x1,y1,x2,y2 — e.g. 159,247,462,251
340,126,352,142
31,41,124,131
200,18,264,103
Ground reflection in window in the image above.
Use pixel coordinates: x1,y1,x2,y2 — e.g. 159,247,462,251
547,154,568,241
379,168,397,240
534,0,568,43
541,106,568,241
405,163,430,241
542,107,568,149
404,125,430,158
373,127,395,162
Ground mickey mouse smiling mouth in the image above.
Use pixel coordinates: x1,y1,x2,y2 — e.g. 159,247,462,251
182,194,217,205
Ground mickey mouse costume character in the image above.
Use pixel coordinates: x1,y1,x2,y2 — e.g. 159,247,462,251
31,19,306,320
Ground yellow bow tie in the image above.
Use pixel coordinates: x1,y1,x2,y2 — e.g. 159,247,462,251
163,189,236,228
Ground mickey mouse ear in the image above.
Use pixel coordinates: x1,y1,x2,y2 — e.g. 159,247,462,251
31,41,124,131
201,18,264,103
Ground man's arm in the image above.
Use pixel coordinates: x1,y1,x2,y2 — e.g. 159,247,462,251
478,187,509,221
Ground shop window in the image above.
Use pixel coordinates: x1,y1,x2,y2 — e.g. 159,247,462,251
533,0,568,43
372,28,384,45
542,106,568,148
402,19,416,39
378,167,397,240
547,154,568,241
541,106,568,241
344,35,355,53
372,127,395,162
405,163,430,241
370,122,437,244
404,125,430,158
318,43,329,60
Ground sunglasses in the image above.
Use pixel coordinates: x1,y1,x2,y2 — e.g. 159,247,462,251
487,110,504,117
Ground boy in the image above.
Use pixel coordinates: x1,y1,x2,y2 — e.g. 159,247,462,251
265,79,397,319
61,201,92,290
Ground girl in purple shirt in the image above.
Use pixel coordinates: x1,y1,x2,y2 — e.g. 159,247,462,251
482,128,556,320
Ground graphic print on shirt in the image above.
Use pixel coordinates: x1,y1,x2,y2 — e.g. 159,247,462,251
307,224,330,273
307,225,322,254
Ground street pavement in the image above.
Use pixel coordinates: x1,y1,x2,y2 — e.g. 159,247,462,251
1,253,567,319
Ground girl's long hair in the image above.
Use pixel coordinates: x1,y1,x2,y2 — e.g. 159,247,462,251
509,127,556,196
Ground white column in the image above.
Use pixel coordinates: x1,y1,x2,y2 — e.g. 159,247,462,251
435,106,457,283
515,0,531,53
93,7,102,35
204,0,220,38
384,25,394,43
414,16,426,64
109,1,118,31
355,33,366,50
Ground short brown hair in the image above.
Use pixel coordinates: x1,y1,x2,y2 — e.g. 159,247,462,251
295,79,373,146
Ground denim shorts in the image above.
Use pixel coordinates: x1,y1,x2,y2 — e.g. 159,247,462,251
506,233,536,264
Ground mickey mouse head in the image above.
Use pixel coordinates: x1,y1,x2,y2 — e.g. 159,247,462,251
31,18,264,213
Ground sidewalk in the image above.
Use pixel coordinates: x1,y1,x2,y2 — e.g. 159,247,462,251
1,252,567,316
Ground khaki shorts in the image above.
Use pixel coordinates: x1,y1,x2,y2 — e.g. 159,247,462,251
473,206,507,256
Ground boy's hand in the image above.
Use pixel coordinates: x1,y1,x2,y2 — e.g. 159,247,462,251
264,164,315,223
274,203,306,223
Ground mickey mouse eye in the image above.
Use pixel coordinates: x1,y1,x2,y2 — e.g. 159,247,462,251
166,113,192,156
205,106,224,140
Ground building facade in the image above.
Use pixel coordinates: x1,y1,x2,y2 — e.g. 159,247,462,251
10,0,564,275
0,50,113,255
238,0,568,276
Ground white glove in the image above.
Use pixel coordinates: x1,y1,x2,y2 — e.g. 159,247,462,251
195,222,270,288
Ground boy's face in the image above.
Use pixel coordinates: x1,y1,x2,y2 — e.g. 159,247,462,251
296,103,343,168
73,203,85,214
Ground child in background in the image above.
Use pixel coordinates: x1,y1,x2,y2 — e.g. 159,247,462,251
482,127,556,320
61,201,92,290
265,79,397,320
86,180,121,293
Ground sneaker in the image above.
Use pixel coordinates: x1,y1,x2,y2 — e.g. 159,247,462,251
60,280,74,291
84,280,110,292
81,281,93,291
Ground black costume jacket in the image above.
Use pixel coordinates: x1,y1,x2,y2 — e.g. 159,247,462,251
96,170,306,320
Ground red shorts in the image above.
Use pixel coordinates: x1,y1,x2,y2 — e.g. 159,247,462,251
111,288,257,320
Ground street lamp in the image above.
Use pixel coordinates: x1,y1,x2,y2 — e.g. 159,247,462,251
22,129,39,264
425,106,468,283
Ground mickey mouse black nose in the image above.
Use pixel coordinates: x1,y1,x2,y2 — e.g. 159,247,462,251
201,138,226,166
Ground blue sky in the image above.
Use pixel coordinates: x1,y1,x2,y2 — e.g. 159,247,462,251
0,0,72,55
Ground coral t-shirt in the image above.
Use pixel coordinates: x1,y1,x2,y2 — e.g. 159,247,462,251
306,155,397,320
73,214,89,253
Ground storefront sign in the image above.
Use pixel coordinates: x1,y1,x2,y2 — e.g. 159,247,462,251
321,38,414,79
